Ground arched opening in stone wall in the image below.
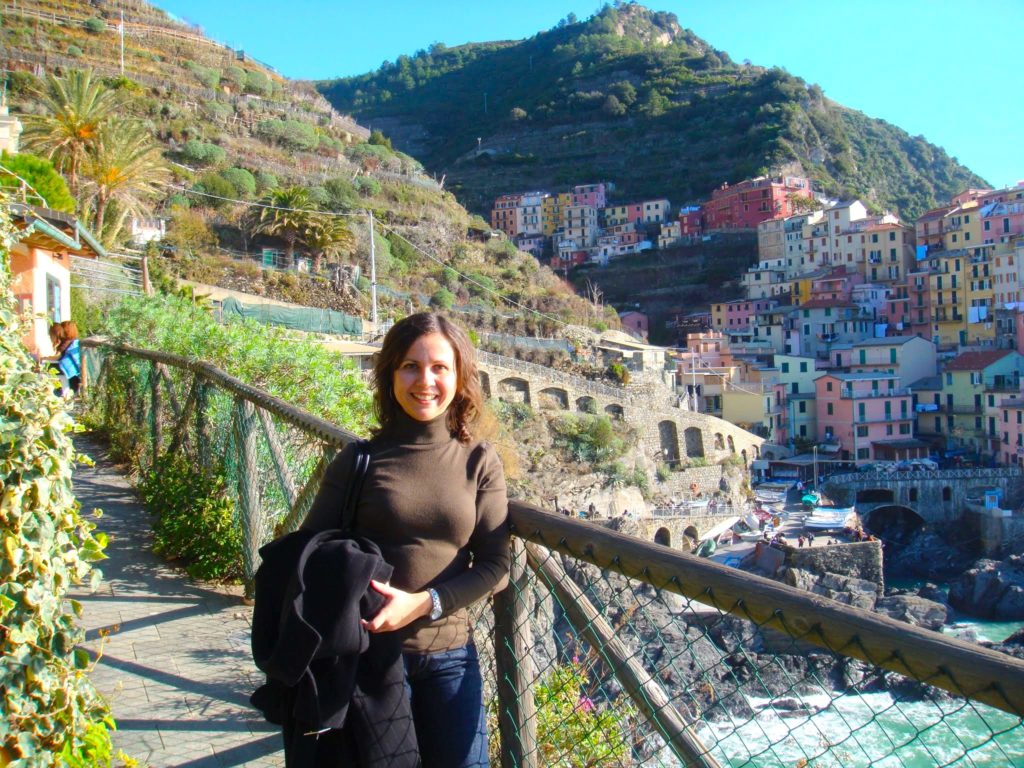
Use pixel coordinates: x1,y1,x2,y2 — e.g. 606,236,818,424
654,527,672,547
498,377,530,405
539,387,569,410
576,396,597,414
659,421,680,465
856,488,895,504
478,371,491,399
605,403,624,420
683,525,699,550
753,445,760,458
942,486,952,502
865,505,926,545
714,433,725,450
684,426,705,458
741,449,748,466
727,435,736,453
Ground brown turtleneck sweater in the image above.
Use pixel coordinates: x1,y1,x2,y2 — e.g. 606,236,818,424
302,411,510,653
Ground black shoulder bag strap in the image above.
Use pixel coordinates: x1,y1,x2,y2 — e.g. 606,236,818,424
339,439,370,534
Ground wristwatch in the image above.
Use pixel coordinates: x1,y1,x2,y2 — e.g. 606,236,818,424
428,588,443,621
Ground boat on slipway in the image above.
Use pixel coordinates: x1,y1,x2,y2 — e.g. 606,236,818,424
803,506,858,531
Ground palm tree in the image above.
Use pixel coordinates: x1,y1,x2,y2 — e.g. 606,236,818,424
21,70,122,198
249,186,314,266
303,214,355,275
79,119,169,245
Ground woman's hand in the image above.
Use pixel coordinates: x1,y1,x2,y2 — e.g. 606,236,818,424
361,580,433,633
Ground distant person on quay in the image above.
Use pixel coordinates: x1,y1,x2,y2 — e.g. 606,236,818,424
299,312,511,766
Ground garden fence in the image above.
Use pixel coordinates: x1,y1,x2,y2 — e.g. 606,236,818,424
81,339,1024,767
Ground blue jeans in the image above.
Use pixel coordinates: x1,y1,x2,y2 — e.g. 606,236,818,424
404,643,489,768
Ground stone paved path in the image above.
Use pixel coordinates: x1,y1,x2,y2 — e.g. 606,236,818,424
70,435,284,767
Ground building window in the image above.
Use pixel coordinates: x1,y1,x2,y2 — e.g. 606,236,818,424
857,448,870,459
826,381,833,392
899,423,910,434
799,401,806,413
800,362,808,373
856,425,868,437
827,403,834,415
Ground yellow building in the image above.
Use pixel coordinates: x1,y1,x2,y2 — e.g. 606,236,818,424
943,202,983,252
928,250,968,347
541,193,572,236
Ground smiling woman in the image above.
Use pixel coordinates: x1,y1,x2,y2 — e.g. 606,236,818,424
297,312,510,767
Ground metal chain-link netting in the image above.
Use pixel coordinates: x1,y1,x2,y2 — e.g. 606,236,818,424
82,343,1024,768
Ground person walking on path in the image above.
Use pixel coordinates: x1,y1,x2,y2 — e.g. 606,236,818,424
301,312,511,767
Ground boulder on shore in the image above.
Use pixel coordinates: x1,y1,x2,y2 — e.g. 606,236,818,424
948,556,1024,620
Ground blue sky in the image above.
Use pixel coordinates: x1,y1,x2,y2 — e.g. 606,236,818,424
158,0,1023,188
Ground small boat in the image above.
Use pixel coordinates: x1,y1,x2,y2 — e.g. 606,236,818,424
754,481,792,505
804,506,857,531
800,490,821,509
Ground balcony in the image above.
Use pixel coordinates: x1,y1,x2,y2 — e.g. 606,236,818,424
841,387,911,399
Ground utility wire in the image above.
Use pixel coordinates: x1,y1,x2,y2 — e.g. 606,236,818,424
170,184,581,329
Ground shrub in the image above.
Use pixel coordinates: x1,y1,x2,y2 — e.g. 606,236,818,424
368,129,392,149
353,176,381,197
180,139,226,167
551,413,627,464
185,62,220,89
220,167,256,198
83,16,105,33
0,151,75,212
221,65,246,91
195,172,236,205
254,169,278,192
244,70,273,98
430,288,455,309
0,202,114,763
66,44,83,57
607,362,630,385
257,119,319,152
139,455,242,581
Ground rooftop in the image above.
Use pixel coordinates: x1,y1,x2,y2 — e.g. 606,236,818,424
944,349,1015,372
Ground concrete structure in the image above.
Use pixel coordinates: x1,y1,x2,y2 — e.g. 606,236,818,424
824,467,1024,525
476,348,764,471
843,336,938,386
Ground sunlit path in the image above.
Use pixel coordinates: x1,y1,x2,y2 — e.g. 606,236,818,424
70,434,282,767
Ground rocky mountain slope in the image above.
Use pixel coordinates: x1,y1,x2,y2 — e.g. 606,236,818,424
318,4,986,220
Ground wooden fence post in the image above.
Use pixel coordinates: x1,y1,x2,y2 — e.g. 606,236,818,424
493,538,537,768
234,397,261,600
151,362,163,467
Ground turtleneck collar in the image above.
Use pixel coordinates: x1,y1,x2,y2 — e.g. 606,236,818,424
383,409,453,445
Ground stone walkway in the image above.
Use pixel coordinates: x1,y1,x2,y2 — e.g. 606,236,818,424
70,435,283,767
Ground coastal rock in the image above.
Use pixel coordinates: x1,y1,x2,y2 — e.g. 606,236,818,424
885,526,975,580
916,582,949,605
874,595,948,630
948,558,1024,620
781,567,878,610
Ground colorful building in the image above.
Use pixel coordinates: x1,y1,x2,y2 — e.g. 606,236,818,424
8,204,105,357
542,192,572,236
705,175,812,230
491,193,523,237
572,183,609,210
815,372,918,464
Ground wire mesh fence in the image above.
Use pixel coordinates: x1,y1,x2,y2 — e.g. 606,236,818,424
81,340,1024,768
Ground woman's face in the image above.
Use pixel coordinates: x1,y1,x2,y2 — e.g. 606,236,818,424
393,332,458,422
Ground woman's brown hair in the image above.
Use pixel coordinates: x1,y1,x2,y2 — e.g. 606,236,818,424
372,313,482,443
60,320,79,342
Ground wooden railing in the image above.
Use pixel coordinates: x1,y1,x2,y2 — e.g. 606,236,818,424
81,339,1024,767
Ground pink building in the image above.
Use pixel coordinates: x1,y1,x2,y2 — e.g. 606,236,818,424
572,183,609,209
491,193,523,237
994,396,1024,467
809,266,865,303
980,200,1024,244
815,372,921,464
619,310,649,340
711,298,778,332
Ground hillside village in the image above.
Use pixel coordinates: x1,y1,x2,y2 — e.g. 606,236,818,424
488,171,1024,470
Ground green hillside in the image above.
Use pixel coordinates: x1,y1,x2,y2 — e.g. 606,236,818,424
318,4,986,220
1,0,611,332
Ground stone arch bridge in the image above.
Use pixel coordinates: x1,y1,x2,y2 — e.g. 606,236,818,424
824,468,1024,524
476,350,764,468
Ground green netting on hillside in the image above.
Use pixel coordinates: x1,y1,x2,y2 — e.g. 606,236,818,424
219,295,362,336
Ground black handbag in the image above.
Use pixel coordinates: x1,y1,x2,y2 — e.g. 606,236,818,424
339,439,370,532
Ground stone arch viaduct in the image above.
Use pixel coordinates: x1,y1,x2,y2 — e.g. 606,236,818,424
823,468,1024,524
476,350,764,469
